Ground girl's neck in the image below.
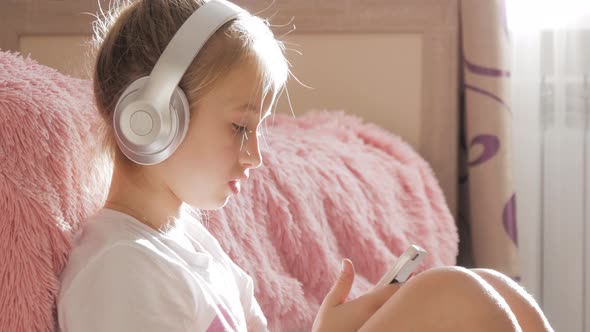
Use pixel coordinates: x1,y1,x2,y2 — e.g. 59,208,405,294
105,164,184,233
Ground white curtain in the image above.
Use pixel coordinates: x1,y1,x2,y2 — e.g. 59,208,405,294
508,1,590,332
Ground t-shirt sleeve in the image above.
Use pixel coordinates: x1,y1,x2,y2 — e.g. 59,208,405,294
58,244,198,332
186,221,269,331
227,259,269,332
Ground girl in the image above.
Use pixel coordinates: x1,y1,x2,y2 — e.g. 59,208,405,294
57,0,555,331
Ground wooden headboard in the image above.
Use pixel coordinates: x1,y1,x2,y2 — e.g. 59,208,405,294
0,0,459,219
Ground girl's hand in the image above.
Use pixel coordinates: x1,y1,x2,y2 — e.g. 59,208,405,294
311,259,404,332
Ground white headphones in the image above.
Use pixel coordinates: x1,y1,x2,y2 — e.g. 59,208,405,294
112,0,247,165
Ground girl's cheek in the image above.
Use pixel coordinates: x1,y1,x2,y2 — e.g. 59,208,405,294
220,136,242,153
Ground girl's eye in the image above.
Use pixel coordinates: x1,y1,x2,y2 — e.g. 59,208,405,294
232,123,248,133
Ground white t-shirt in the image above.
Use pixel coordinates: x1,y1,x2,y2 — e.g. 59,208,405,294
57,207,268,332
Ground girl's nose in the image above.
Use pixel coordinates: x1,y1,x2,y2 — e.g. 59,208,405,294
241,130,263,169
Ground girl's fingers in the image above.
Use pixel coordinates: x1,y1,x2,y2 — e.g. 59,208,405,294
365,282,405,308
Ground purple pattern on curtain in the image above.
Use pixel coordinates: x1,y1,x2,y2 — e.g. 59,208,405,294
464,84,512,113
502,193,518,246
468,134,500,166
464,57,511,77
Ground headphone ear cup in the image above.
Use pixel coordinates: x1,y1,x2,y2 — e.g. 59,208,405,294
113,77,190,165
168,85,191,154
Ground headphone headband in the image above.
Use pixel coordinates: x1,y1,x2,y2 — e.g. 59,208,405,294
138,0,246,108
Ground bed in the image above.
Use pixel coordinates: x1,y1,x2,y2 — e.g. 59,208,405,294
0,1,460,331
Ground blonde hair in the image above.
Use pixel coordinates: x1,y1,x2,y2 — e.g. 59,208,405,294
89,0,291,167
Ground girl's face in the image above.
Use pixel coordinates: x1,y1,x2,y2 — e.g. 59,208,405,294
158,59,274,210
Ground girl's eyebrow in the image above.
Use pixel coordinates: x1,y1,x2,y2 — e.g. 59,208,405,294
236,103,272,119
236,103,261,112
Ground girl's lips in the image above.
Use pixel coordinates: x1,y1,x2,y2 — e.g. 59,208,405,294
228,181,240,194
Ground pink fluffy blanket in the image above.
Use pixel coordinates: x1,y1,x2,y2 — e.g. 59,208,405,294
0,50,458,332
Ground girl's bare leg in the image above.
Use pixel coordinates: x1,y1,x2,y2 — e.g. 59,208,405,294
470,268,554,332
358,266,523,332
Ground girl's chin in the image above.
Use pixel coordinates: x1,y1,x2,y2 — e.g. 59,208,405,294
222,196,232,207
216,192,233,209
184,193,230,211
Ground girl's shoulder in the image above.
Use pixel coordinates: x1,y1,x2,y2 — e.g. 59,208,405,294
59,208,194,295
56,237,200,332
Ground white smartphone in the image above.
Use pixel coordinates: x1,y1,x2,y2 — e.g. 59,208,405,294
374,244,428,288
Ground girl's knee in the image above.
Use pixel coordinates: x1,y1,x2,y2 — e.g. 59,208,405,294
409,266,507,304
406,266,523,331
471,268,553,331
413,266,507,291
471,267,514,282
470,268,539,305
408,266,481,291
